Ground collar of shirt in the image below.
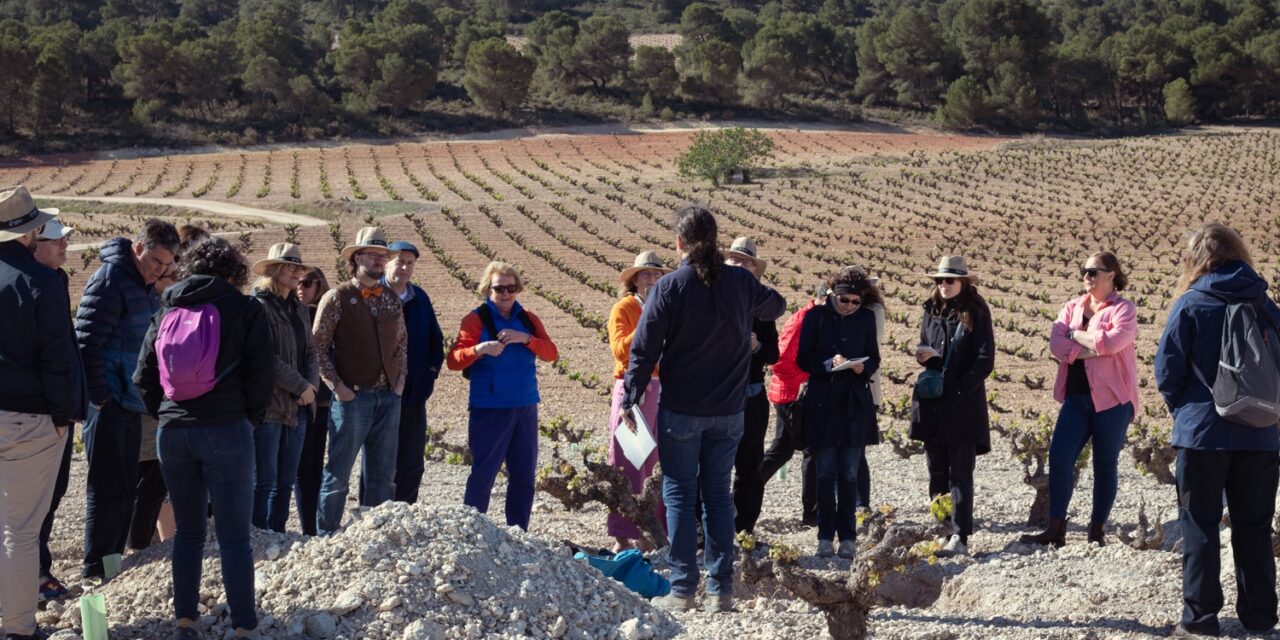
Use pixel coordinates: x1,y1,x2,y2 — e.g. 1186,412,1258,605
382,277,415,303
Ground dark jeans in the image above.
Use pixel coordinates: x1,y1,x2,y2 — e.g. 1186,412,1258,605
395,396,428,504
252,407,307,532
82,400,141,577
732,392,770,533
318,388,401,535
924,442,976,540
129,459,167,550
1048,396,1132,522
159,422,257,631
659,408,742,598
294,405,329,536
1177,448,1279,634
813,446,864,543
759,401,816,522
464,406,539,530
38,429,74,577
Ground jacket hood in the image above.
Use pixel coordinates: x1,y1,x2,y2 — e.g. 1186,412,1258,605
163,275,240,307
100,237,137,269
1190,260,1269,302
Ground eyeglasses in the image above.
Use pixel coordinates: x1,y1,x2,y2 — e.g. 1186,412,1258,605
933,277,957,285
491,284,520,294
1080,267,1112,278
355,251,388,262
835,296,862,306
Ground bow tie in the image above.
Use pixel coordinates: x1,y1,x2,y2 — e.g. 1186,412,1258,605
361,286,383,299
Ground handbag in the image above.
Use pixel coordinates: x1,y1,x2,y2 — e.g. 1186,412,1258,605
917,323,963,400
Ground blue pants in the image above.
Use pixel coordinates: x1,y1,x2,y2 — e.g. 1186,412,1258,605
158,421,257,631
82,400,141,577
659,408,742,598
318,388,401,535
1177,448,1279,634
813,446,864,543
252,407,307,532
464,406,539,530
1048,396,1132,522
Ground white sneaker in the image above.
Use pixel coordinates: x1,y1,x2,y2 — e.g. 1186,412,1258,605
816,539,834,557
937,534,968,557
837,540,856,559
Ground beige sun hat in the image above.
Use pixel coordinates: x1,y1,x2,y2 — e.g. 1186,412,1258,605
253,242,316,275
725,236,768,275
340,227,391,261
619,251,672,284
926,256,979,283
0,185,59,242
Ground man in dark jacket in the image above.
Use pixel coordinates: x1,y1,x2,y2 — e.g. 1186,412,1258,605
382,241,444,504
0,185,74,640
75,219,178,582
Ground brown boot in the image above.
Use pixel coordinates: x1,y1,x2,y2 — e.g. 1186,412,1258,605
1019,517,1067,547
1088,521,1106,546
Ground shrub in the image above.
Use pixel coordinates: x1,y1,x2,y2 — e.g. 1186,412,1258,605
676,127,774,187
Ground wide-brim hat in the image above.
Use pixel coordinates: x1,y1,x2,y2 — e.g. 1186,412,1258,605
253,242,316,275
37,217,73,240
620,251,672,284
340,227,391,261
926,256,978,283
725,236,768,275
0,185,59,242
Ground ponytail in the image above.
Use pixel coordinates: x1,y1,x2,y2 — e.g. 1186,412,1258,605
674,205,722,286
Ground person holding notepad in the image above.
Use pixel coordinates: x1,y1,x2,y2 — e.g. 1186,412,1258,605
794,268,881,559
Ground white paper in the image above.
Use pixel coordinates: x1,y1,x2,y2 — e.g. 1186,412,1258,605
915,344,942,358
615,406,657,469
831,356,870,372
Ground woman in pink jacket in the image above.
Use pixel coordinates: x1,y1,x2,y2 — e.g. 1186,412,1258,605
1022,251,1139,547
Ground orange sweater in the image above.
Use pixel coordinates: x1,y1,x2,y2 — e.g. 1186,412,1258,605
609,295,657,380
446,308,558,371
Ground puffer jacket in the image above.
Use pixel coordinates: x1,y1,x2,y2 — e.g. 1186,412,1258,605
0,242,82,425
253,287,320,427
75,237,158,413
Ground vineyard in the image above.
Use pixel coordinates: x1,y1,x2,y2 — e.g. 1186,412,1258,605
9,124,1280,638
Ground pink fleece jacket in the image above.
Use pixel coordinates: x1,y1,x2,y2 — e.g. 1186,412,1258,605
1048,291,1140,415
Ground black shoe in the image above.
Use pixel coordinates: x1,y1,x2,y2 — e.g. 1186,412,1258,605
1170,622,1220,638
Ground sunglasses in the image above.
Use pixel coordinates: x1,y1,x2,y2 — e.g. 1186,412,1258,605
1080,267,1112,278
835,296,862,306
933,277,957,285
492,284,520,294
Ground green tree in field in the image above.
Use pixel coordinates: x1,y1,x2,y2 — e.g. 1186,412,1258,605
877,7,948,108
0,20,35,132
739,32,799,109
936,75,988,128
1163,78,1195,125
854,16,891,104
679,3,734,45
631,45,678,101
30,21,84,133
567,15,630,89
678,39,741,105
236,0,314,116
524,10,577,92
676,127,774,187
333,0,444,115
450,17,504,68
463,37,534,115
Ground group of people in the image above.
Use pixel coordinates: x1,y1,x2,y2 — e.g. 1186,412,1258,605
0,179,1276,638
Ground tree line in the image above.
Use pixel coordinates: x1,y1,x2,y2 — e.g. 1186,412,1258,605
0,0,1277,151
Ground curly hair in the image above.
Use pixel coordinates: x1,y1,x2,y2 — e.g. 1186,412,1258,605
178,236,249,289
825,266,884,307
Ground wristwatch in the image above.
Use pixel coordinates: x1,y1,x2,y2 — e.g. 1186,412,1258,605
1068,330,1076,341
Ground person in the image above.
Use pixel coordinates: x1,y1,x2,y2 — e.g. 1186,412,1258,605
32,217,88,602
606,251,672,551
75,217,178,583
1022,252,1138,548
0,186,77,640
1156,223,1280,637
294,268,331,536
134,236,274,640
251,244,320,533
722,237,779,534
128,263,178,551
795,268,880,558
622,205,786,613
384,241,444,504
312,228,408,536
909,256,994,558
447,262,558,530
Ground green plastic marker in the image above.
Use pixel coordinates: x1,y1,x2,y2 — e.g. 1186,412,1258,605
102,553,122,578
80,594,108,640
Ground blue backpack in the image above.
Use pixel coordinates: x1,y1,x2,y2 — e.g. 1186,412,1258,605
574,549,671,599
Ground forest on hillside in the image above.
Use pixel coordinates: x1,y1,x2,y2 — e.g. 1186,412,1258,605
1,0,1277,152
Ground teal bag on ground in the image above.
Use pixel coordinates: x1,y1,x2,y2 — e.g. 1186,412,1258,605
574,549,672,598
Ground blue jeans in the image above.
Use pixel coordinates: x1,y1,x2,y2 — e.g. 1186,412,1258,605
253,407,308,532
812,446,864,542
318,388,401,535
464,406,539,530
158,422,257,631
658,408,742,598
1048,395,1132,522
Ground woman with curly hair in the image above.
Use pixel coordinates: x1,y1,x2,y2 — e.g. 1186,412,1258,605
133,236,275,639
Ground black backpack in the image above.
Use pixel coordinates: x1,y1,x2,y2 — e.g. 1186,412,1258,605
1193,295,1280,428
462,304,536,380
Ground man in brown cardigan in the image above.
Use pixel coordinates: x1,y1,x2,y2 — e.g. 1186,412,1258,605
312,227,408,536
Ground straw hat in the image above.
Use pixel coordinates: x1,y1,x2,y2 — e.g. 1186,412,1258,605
252,243,316,275
926,256,979,283
0,185,59,242
725,236,768,275
340,227,391,261
37,218,73,240
619,251,672,284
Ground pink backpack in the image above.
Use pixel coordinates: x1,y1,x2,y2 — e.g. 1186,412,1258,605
157,304,231,401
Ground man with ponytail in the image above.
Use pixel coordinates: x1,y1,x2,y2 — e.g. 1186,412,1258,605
622,205,786,612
